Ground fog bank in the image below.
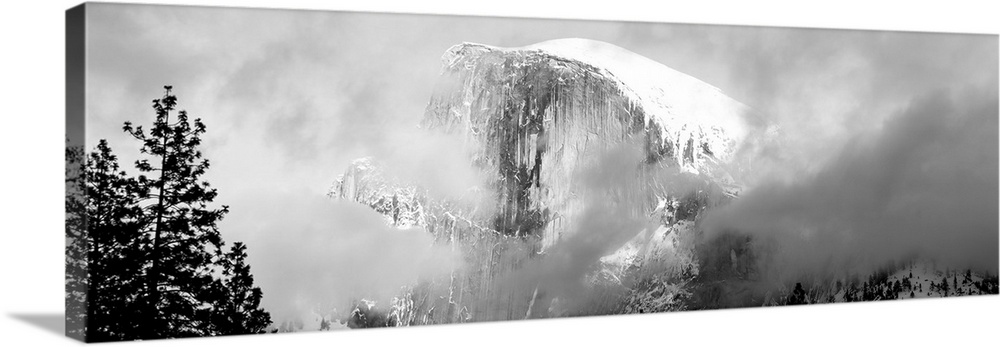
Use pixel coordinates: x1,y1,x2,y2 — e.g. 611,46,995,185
703,86,999,283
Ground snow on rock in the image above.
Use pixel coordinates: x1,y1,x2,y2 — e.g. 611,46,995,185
329,157,426,228
326,39,763,322
422,38,753,245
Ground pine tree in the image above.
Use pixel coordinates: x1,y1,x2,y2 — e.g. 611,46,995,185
72,86,272,340
84,140,151,341
65,143,88,340
209,242,272,335
62,139,151,341
123,86,229,338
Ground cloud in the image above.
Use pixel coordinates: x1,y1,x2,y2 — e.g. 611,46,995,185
489,145,715,316
702,84,999,283
80,3,998,318
236,195,459,322
614,24,998,185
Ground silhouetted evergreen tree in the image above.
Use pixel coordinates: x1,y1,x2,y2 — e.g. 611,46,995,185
843,283,858,302
208,242,272,335
72,140,149,341
65,143,88,340
122,86,230,338
70,86,271,340
788,283,807,305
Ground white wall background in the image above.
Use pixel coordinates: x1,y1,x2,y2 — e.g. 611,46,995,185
1,1,997,346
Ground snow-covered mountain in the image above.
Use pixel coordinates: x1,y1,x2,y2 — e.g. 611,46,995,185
325,39,764,324
336,38,753,246
323,38,998,327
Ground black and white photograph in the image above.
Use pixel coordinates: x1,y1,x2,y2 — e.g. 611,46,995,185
3,1,1000,346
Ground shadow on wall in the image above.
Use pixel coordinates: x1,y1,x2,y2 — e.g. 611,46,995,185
9,313,64,337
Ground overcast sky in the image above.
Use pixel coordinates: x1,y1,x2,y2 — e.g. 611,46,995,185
83,3,997,317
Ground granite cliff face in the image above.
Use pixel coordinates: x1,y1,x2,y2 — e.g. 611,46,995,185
330,39,757,322
337,38,752,242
